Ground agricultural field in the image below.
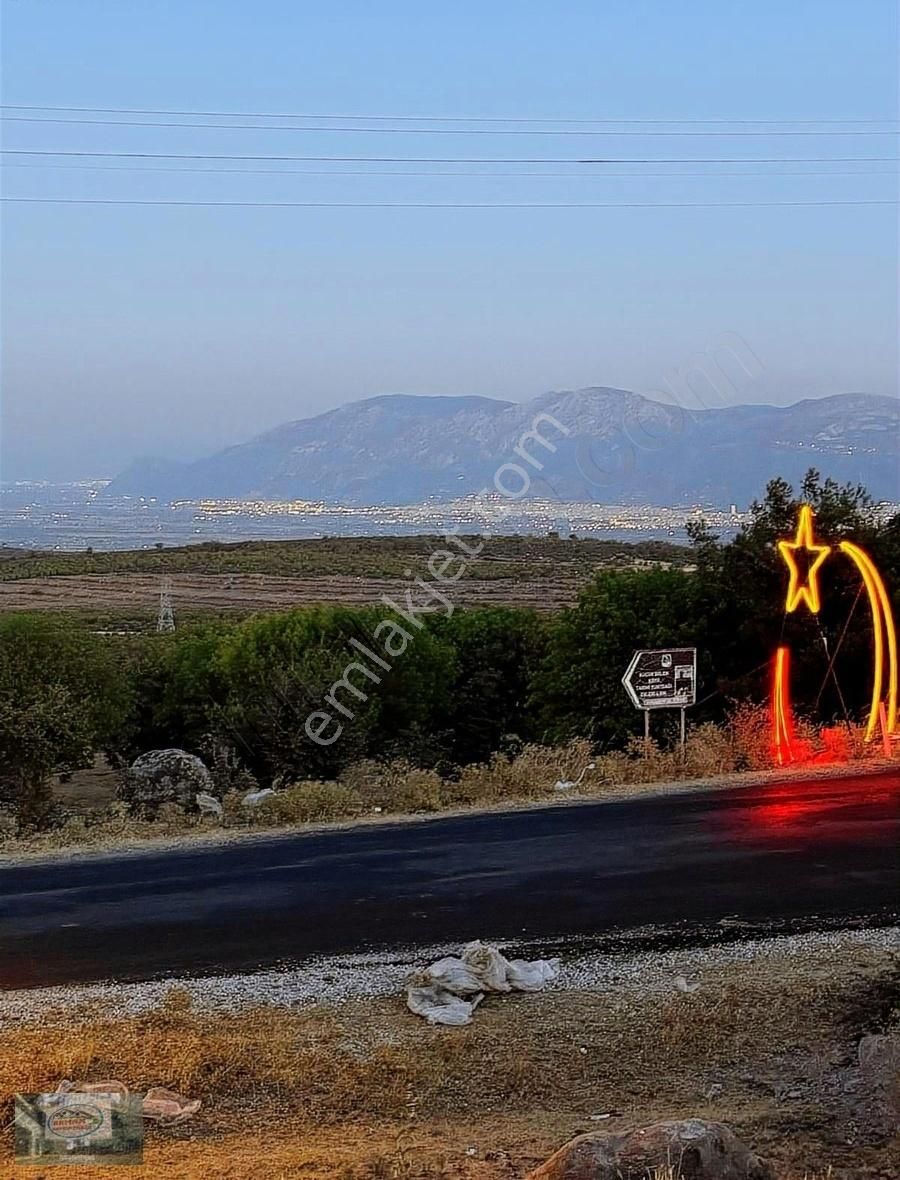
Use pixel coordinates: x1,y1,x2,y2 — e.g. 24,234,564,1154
0,535,690,622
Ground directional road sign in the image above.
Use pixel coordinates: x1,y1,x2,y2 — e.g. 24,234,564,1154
622,647,697,710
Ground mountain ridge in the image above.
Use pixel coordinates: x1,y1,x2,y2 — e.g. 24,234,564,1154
105,388,900,507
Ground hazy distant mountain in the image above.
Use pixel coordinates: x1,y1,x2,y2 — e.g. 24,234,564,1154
105,389,900,507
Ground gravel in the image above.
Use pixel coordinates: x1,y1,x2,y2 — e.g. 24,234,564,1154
1,924,896,1025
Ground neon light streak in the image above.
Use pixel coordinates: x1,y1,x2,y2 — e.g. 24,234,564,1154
839,540,898,739
771,506,898,755
772,645,795,765
777,504,831,614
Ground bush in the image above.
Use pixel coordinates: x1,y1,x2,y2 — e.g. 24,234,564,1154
339,759,444,813
681,721,736,778
443,739,597,806
255,781,363,825
199,735,259,797
727,701,773,770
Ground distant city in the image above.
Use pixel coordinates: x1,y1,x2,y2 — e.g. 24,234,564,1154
0,479,749,552
4,481,898,554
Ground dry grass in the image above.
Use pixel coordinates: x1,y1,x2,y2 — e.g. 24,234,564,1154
2,941,897,1177
4,712,886,857
246,781,365,825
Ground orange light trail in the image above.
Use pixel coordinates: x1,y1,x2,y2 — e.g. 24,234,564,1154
772,645,795,765
838,540,898,739
772,506,899,756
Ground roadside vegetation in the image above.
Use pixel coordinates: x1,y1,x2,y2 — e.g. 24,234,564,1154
2,934,896,1177
2,714,880,857
1,473,897,850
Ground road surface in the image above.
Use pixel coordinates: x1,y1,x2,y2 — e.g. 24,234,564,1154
1,768,897,989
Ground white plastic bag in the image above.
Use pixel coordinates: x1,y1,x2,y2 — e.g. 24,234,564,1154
405,978,485,1026
461,941,514,992
406,942,561,1023
506,956,560,991
423,955,486,995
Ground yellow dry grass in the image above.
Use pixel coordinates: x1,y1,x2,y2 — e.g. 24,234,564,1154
6,713,886,859
1,941,897,1178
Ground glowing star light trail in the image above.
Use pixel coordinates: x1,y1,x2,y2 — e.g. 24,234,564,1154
770,505,899,756
777,504,831,614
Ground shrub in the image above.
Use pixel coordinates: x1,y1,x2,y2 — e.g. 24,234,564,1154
155,801,193,831
375,762,445,813
681,722,736,778
339,759,444,813
255,781,363,825
443,738,597,805
727,701,773,770
199,735,259,797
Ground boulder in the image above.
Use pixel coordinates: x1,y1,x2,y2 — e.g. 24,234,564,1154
527,1119,774,1180
120,749,213,817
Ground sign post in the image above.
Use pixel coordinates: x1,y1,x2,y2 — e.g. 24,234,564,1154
622,647,697,751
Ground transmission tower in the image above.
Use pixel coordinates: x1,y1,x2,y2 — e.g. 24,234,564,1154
157,576,175,633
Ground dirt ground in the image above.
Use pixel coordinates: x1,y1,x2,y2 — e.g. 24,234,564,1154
2,935,897,1178
0,571,580,617
51,757,120,812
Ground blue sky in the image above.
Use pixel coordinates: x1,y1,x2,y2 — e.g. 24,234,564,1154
1,0,897,479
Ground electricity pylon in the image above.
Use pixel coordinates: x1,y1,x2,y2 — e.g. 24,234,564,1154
157,576,175,633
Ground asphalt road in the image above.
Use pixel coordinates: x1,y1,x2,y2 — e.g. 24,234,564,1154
1,768,897,989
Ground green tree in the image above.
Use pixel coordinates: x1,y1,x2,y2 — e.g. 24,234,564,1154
690,470,889,725
210,606,454,781
0,614,131,829
534,569,700,746
122,623,231,761
435,607,547,764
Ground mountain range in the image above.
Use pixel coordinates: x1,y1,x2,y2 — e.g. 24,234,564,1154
106,388,900,507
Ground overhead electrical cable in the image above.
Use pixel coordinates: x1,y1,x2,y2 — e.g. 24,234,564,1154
3,114,897,137
3,103,897,125
4,149,896,165
5,161,893,178
4,196,894,209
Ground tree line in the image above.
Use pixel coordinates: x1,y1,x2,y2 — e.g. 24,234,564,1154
1,472,897,829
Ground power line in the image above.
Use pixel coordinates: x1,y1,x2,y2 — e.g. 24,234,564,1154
6,161,894,179
4,196,894,209
5,149,896,165
4,103,897,126
4,114,897,137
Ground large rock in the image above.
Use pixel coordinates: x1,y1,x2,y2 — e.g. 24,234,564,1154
120,749,212,817
527,1119,774,1180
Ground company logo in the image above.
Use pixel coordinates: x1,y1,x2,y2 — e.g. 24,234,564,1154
46,1103,106,1139
15,1091,144,1166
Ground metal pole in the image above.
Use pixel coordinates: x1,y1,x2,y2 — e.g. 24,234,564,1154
680,707,686,754
644,709,650,753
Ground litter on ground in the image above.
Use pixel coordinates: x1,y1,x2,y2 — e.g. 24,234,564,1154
406,940,560,1025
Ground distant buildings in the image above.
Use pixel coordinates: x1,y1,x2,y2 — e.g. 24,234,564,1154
3,480,897,553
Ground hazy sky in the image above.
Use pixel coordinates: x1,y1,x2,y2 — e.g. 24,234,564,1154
1,0,897,480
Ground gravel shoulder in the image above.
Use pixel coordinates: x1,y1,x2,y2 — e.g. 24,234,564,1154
0,924,895,1022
